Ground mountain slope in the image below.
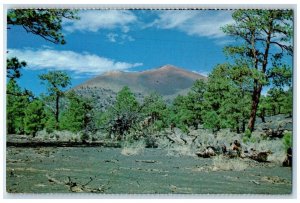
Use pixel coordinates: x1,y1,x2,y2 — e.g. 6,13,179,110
73,64,206,110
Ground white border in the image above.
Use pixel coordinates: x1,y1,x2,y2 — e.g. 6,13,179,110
1,0,299,201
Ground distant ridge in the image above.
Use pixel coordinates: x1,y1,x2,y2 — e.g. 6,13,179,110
73,64,207,110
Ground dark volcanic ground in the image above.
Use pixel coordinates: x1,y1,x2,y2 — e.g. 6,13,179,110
6,147,292,194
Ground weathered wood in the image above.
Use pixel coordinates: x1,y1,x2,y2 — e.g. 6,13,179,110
135,160,157,163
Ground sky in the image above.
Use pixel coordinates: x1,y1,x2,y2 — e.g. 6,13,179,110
6,9,292,96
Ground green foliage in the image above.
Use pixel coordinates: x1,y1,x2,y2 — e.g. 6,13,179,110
142,92,166,120
141,92,168,130
168,95,194,132
7,57,26,80
203,111,220,132
222,10,293,131
100,86,140,139
39,71,71,95
39,71,71,129
167,80,207,132
283,131,292,150
245,128,252,139
267,87,291,116
242,128,252,143
24,100,46,136
203,64,251,133
115,86,139,112
60,91,95,134
6,79,31,134
45,114,56,133
282,88,293,117
7,9,79,44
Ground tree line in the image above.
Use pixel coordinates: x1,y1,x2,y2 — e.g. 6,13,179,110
7,67,292,140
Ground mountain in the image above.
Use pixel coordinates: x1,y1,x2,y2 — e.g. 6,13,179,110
73,64,207,110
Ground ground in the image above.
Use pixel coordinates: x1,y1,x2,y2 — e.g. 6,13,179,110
6,147,292,194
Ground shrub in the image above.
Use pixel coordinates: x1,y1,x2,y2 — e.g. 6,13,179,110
283,131,292,150
121,140,145,156
212,156,248,171
242,128,252,143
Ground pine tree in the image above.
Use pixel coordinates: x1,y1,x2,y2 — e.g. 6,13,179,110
141,92,166,122
7,9,78,44
203,64,251,133
222,10,293,131
103,86,140,139
6,79,30,134
24,100,46,136
39,71,71,130
60,91,94,134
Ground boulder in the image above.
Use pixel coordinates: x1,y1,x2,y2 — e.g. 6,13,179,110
282,147,292,167
196,147,216,158
249,150,272,162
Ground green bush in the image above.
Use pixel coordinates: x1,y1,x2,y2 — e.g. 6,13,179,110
45,116,56,133
245,128,252,138
242,128,252,143
283,131,292,150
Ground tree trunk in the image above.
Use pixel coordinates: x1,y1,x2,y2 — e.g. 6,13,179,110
236,118,240,133
247,84,263,132
55,94,60,129
242,120,246,133
261,112,266,123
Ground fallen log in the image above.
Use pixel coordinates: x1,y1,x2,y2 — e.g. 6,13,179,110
135,160,157,163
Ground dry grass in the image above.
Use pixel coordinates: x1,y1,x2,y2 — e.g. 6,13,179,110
121,141,145,156
166,144,197,157
212,156,248,171
36,130,81,142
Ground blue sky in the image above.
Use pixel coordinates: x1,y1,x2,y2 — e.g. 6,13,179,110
7,9,291,96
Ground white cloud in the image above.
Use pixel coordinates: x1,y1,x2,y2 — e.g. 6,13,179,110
8,48,143,75
149,10,234,39
64,10,137,33
106,33,135,43
107,33,118,43
192,70,210,77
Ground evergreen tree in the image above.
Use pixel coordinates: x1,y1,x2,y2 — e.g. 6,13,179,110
7,9,78,44
186,79,207,128
257,95,270,122
282,88,293,117
203,64,251,133
60,91,94,134
7,57,26,80
141,92,166,122
222,10,293,131
203,64,232,131
6,79,30,134
24,100,46,136
39,71,71,129
103,86,140,139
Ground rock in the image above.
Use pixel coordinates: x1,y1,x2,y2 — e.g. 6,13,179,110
282,147,292,167
231,140,242,152
249,151,272,162
196,147,216,158
226,149,239,158
70,186,84,193
166,128,187,145
258,116,292,138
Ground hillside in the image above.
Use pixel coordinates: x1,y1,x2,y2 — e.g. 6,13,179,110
73,64,206,110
